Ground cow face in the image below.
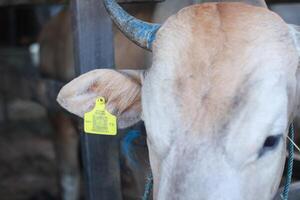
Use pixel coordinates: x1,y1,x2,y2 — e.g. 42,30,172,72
143,4,299,200
57,2,300,200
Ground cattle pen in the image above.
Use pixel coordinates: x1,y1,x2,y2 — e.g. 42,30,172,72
0,0,300,200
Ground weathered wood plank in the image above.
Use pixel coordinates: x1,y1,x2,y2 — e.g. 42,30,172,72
0,0,163,6
70,0,122,200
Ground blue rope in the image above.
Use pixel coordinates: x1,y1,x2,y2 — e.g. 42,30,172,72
121,130,142,168
281,123,295,200
142,173,153,200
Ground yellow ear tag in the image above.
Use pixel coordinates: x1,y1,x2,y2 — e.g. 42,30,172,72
84,97,117,135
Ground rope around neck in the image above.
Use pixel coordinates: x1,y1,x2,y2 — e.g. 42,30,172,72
142,173,153,200
281,123,295,200
142,123,296,200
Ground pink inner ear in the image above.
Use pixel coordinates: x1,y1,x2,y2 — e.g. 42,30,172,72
87,82,99,93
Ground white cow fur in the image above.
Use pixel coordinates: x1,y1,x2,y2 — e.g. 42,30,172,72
57,3,300,200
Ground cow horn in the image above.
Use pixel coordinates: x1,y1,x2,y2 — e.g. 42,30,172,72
103,0,161,51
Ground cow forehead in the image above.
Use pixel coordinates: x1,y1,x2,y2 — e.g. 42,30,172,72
145,3,298,135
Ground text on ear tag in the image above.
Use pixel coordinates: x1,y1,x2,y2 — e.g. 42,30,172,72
84,97,117,135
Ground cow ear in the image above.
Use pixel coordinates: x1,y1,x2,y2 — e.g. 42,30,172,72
57,69,143,129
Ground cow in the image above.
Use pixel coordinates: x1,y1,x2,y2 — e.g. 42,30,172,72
57,0,300,199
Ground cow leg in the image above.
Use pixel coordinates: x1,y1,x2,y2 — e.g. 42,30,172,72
50,112,80,200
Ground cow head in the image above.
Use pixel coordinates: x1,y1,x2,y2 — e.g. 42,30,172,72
57,1,300,199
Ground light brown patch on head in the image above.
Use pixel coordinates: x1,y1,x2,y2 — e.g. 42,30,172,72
151,3,297,135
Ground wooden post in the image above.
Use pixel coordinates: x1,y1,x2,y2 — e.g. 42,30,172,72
70,0,122,200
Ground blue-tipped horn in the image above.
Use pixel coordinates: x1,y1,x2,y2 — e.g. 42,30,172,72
103,0,161,51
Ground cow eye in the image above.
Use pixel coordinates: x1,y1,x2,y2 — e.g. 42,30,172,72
263,135,282,148
259,135,282,157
